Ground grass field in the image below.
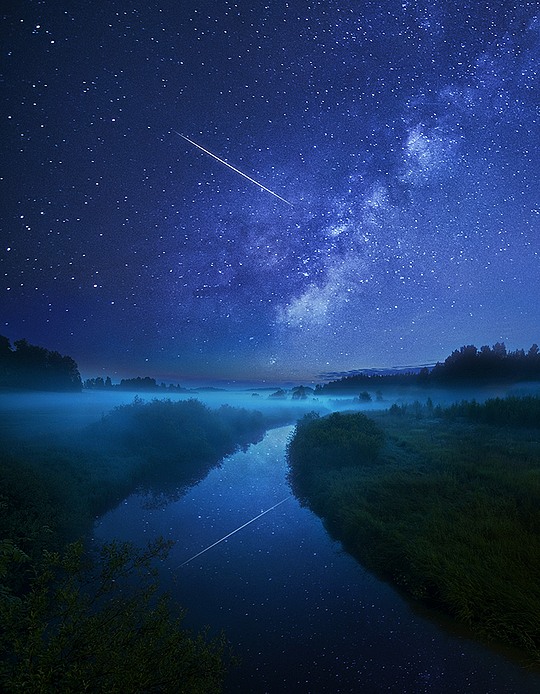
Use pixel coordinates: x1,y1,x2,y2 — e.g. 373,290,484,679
287,400,540,662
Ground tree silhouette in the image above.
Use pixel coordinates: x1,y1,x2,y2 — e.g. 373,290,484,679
0,335,82,391
318,342,540,393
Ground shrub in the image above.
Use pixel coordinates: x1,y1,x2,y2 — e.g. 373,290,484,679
0,538,230,692
290,412,385,472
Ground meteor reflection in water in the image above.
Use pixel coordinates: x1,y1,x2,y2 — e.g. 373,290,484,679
178,496,291,567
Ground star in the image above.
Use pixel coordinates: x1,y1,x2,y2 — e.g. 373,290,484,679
2,1,539,384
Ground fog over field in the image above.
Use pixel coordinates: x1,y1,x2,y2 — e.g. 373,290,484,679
3,380,540,439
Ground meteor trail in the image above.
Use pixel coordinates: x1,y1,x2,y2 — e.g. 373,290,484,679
173,131,294,207
178,496,291,567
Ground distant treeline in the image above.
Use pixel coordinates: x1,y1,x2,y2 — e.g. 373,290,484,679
317,342,540,393
6,335,540,395
0,335,82,391
83,375,193,392
442,395,540,428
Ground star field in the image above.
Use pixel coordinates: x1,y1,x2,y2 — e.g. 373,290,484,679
2,1,539,383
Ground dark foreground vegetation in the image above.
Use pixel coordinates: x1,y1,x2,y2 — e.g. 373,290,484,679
1,538,230,692
1,398,268,691
287,398,540,662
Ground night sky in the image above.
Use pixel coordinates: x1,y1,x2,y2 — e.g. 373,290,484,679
2,1,539,384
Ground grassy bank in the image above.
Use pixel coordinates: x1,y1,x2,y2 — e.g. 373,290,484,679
1,398,267,557
287,401,540,662
0,397,270,691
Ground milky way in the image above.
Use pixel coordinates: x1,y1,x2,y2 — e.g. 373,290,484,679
2,2,539,383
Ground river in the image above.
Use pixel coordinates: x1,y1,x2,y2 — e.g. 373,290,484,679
94,424,540,694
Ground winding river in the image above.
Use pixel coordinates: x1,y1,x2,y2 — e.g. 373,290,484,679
94,424,540,693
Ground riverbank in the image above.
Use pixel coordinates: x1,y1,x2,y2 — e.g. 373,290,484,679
0,397,273,691
287,400,540,662
95,423,540,693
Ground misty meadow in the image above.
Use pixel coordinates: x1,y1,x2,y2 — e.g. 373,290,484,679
1,336,540,692
4,1,540,690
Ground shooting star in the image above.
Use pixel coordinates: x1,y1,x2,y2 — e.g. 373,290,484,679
178,496,291,567
173,131,294,207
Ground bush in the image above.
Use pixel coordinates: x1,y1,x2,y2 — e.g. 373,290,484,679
0,538,230,692
289,412,385,474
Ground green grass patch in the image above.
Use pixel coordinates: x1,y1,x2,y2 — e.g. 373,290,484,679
287,402,540,662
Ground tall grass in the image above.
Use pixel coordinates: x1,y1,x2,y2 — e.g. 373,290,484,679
287,401,540,661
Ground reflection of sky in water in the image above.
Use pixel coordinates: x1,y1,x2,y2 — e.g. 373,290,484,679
95,427,540,694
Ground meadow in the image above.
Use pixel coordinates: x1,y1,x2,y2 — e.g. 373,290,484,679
287,397,540,662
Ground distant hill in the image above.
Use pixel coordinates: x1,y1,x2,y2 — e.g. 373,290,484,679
83,375,196,393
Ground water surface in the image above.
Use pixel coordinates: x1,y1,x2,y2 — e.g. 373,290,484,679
95,425,540,693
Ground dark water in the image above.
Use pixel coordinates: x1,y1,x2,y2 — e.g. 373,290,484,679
94,425,540,694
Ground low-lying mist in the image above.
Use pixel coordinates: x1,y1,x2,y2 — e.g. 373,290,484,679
2,380,540,442
3,381,540,689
